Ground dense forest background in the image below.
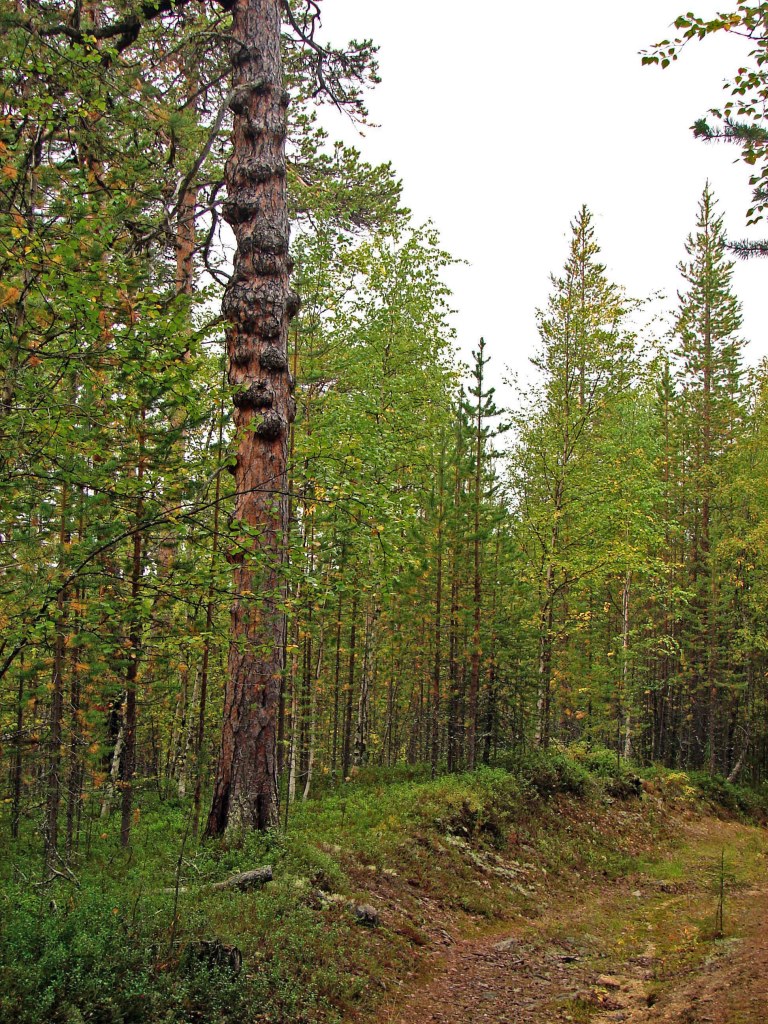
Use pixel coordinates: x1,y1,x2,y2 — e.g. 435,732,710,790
2,0,768,871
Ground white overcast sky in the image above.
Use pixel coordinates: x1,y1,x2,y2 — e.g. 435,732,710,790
315,1,768,389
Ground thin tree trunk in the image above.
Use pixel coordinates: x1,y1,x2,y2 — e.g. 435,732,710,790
65,655,83,860
467,384,484,771
622,570,633,760
286,571,303,805
178,666,200,799
726,724,749,784
536,498,561,750
168,664,190,785
65,498,87,860
432,443,445,775
353,606,375,767
482,535,501,766
287,641,299,804
101,716,124,819
447,573,460,772
448,403,464,772
11,656,25,839
120,413,145,849
302,625,324,801
331,592,343,777
341,594,358,779
45,484,69,874
280,325,301,779
192,388,224,837
536,579,555,749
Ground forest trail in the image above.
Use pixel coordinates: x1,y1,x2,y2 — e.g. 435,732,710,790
384,816,768,1024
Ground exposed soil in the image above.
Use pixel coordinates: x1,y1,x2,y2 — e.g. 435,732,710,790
619,880,768,1024
383,817,768,1024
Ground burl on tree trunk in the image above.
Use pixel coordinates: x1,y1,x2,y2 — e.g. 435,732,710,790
206,0,298,835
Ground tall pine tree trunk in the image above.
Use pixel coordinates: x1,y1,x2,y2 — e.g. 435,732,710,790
206,0,297,835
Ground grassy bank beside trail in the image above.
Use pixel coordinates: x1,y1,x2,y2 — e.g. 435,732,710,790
1,750,767,1024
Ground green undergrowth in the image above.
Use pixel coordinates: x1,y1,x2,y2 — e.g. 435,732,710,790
549,818,767,1018
1,750,766,1024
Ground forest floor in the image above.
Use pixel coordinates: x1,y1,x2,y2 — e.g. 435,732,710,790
5,758,767,1024
379,814,768,1024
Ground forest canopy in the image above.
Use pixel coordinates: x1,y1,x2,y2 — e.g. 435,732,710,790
1,0,768,887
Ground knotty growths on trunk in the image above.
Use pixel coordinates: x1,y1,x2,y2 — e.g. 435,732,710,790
206,0,298,835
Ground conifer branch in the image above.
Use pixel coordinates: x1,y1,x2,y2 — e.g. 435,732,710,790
729,238,768,258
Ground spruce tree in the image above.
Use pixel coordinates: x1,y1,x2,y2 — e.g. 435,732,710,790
512,206,636,747
464,339,504,769
673,184,746,771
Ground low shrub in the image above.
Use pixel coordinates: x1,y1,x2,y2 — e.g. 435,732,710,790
514,749,592,797
687,771,768,821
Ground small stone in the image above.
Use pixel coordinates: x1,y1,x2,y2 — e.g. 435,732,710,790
354,904,380,927
597,974,622,990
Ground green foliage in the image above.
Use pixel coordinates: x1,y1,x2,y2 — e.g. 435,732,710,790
526,750,593,797
3,756,767,1023
0,873,356,1024
1,885,180,1024
645,2,768,240
3,5,768,1019
493,747,592,797
414,767,527,846
576,746,624,777
687,771,768,819
509,206,660,749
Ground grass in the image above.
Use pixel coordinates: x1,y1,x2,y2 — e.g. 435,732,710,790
1,751,766,1024
544,815,767,1011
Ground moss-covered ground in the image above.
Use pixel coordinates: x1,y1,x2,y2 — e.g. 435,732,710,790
1,750,766,1024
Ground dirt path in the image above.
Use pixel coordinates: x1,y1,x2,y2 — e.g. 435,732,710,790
386,817,768,1024
617,878,768,1024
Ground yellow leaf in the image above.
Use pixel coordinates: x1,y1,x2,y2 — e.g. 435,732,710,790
0,284,20,308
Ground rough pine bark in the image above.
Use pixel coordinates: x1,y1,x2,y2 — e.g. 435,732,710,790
206,0,297,835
